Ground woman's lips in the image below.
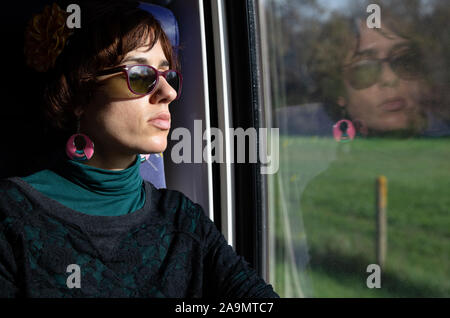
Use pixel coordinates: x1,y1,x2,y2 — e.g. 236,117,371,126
378,97,407,112
148,112,171,130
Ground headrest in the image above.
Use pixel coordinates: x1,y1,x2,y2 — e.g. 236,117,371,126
137,2,179,189
139,153,166,189
138,2,179,49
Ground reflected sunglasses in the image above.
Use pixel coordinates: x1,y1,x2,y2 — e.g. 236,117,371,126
97,64,182,99
343,47,425,90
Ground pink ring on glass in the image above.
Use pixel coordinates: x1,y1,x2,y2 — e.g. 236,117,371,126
333,119,356,142
66,133,95,161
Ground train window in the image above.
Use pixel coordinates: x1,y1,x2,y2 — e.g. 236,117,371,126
257,0,450,297
157,0,215,221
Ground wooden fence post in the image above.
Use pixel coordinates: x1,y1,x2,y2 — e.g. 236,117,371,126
376,176,387,268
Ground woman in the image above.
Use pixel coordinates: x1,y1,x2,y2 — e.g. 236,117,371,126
0,0,278,298
308,10,448,138
297,6,449,297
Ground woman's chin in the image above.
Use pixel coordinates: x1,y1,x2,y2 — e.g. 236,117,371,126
142,137,168,154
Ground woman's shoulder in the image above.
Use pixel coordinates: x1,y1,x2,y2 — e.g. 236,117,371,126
0,177,35,213
0,177,28,202
143,181,215,239
0,177,35,233
146,181,202,212
0,178,216,242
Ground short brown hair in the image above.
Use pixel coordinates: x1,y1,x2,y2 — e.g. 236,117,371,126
34,0,177,132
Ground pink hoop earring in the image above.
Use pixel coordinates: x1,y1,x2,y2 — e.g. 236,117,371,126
333,119,356,143
66,133,95,161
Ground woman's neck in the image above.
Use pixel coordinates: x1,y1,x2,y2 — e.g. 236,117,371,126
82,151,137,171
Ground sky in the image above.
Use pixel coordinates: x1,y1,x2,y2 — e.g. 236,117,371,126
317,0,353,11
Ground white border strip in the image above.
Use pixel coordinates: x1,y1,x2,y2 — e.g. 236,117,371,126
198,0,215,222
211,0,235,247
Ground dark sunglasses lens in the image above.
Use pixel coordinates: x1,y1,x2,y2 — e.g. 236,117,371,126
347,61,381,90
391,50,424,79
128,66,157,94
165,71,181,95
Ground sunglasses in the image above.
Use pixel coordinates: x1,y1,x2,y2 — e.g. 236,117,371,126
97,64,182,99
343,47,425,90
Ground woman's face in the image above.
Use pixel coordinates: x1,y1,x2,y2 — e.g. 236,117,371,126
339,24,426,134
81,38,177,161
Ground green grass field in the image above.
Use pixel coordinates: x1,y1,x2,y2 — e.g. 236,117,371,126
269,136,450,297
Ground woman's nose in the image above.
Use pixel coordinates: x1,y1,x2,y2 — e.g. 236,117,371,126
150,75,178,104
379,61,399,88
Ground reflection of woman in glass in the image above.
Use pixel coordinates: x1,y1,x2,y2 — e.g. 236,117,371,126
0,0,278,298
300,6,450,297
310,12,448,137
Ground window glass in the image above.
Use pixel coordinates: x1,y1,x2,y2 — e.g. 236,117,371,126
259,0,450,297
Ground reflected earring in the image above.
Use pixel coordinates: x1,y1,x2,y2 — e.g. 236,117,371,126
66,121,94,161
333,105,355,142
333,119,355,143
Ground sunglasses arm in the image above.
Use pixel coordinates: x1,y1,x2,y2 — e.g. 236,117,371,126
96,66,127,77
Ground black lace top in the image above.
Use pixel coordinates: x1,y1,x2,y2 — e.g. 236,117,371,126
0,177,278,298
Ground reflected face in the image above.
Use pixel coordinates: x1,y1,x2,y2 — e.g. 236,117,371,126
340,24,426,134
81,39,177,157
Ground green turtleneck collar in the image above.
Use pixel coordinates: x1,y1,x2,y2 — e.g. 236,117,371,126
22,154,146,216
